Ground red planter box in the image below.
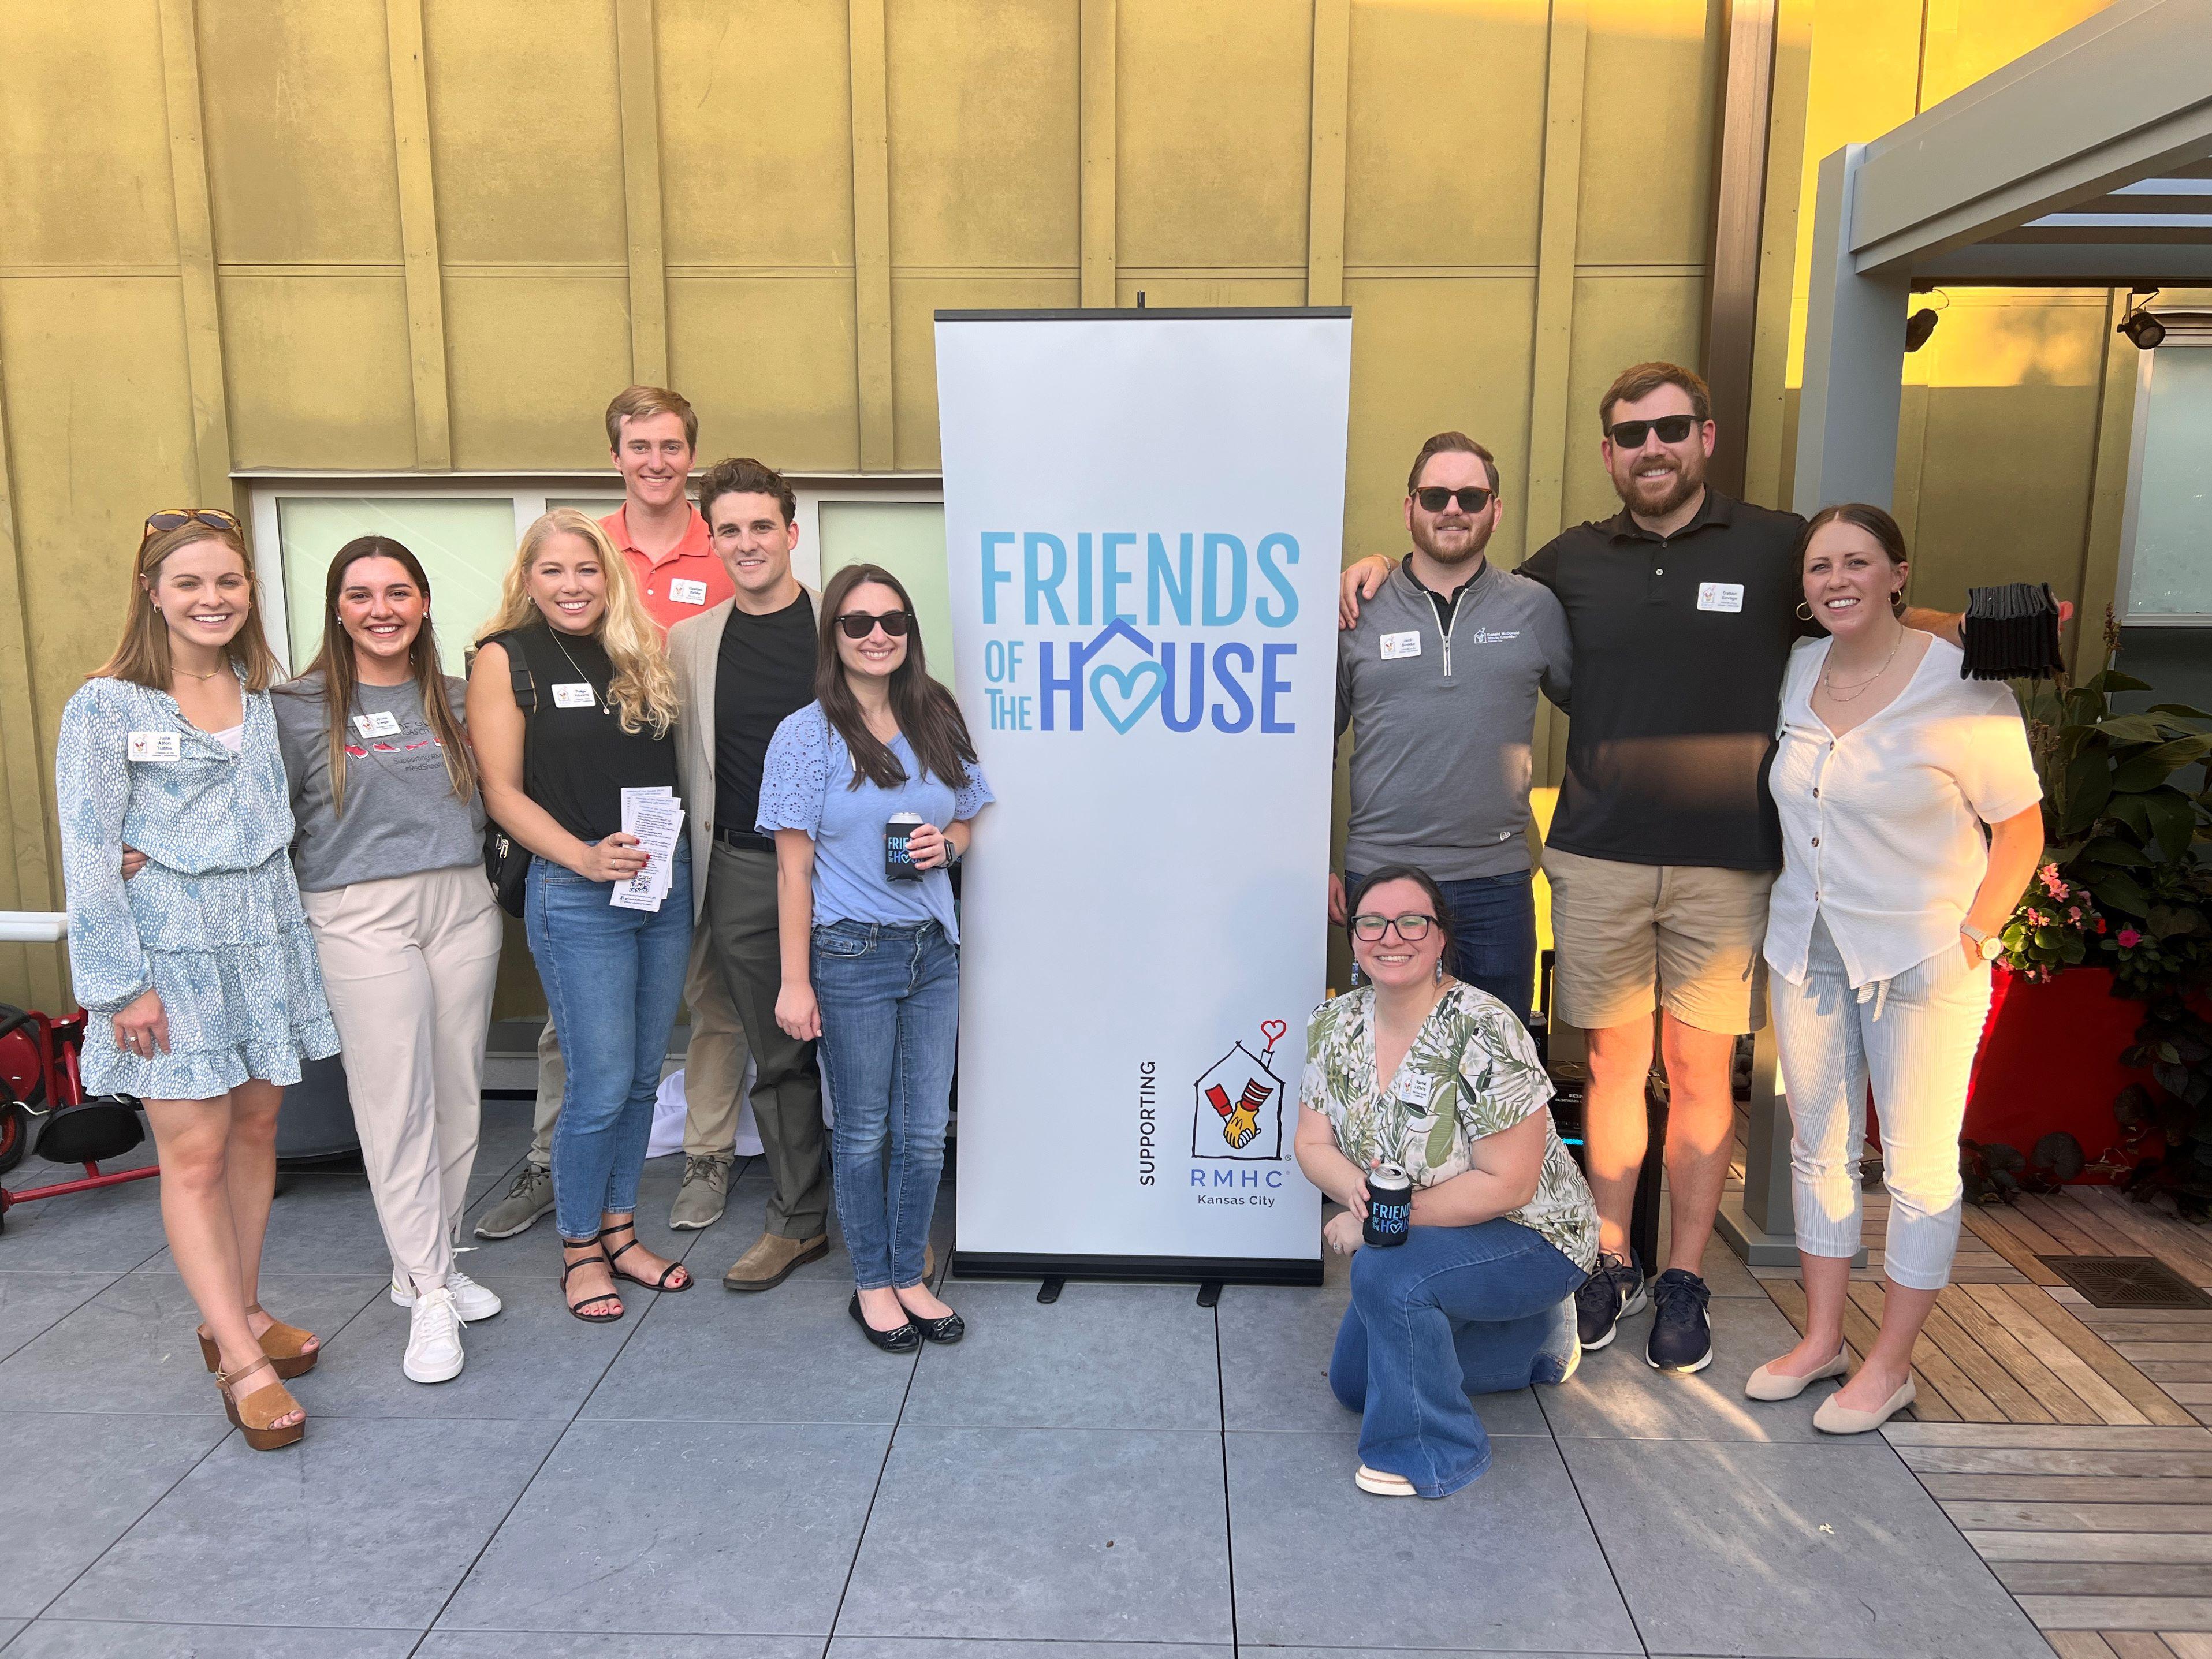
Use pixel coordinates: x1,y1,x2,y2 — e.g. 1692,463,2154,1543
1963,964,2146,1171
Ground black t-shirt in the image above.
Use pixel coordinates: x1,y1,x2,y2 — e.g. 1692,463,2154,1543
1519,489,1810,871
714,592,818,838
507,622,678,845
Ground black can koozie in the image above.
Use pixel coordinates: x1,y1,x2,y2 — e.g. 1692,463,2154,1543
1364,1162,1412,1247
885,812,925,881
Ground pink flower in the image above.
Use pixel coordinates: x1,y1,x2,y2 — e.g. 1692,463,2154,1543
2118,928,2143,948
2068,908,2084,923
2026,911,2047,927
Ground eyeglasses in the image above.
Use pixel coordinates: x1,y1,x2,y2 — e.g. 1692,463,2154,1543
836,610,913,640
1605,415,1698,449
1350,912,1435,943
140,508,243,544
1414,486,1494,515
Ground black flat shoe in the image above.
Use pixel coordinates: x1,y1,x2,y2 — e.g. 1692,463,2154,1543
911,1310,963,1345
849,1293,921,1353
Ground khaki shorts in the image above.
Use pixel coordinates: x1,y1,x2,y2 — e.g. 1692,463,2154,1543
1544,847,1773,1035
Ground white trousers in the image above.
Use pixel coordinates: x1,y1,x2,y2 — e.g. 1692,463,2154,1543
302,864,505,1295
1770,916,1991,1292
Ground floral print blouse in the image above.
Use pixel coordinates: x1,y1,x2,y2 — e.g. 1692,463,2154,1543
1300,983,1597,1273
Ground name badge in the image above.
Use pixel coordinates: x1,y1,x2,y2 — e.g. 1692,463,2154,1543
1397,1071,1436,1108
1380,631,1422,661
352,710,402,739
127,730,181,763
1697,582,1745,613
551,683,598,710
668,577,709,606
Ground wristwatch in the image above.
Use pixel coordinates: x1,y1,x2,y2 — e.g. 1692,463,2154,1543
1960,922,2003,963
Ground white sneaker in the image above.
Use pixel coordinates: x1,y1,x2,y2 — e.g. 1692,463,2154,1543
392,1268,502,1323
403,1285,464,1384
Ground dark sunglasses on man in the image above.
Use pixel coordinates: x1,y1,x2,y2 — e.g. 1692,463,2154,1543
140,507,243,545
836,609,914,640
1604,415,1699,449
1413,486,1494,515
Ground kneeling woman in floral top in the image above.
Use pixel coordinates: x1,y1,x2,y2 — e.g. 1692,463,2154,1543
1297,866,1597,1499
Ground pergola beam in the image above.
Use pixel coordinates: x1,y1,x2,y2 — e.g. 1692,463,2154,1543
1848,0,2212,275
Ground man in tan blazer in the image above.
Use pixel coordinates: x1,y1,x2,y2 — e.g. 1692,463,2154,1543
666,457,832,1289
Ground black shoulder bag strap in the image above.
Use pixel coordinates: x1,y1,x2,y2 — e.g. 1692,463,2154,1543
479,630,538,916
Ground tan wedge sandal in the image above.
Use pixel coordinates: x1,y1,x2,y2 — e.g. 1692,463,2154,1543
196,1303,320,1380
218,1355,306,1451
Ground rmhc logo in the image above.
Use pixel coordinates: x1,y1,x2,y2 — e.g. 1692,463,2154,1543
975,528,1306,736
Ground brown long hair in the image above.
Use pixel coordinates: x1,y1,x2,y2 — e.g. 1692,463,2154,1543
478,509,678,735
279,536,476,816
817,564,976,792
91,516,282,691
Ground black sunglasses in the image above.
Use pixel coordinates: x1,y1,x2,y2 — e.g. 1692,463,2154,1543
1605,415,1699,449
1414,486,1494,515
141,508,243,543
836,609,913,640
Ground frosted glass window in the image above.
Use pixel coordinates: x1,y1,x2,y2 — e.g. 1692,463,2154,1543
2127,346,2212,619
819,502,954,691
276,498,519,677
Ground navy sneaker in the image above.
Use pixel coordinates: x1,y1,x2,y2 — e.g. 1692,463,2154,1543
1574,1250,1647,1351
1646,1268,1714,1373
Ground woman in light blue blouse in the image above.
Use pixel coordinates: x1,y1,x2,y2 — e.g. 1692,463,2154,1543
56,510,339,1451
761,564,993,1353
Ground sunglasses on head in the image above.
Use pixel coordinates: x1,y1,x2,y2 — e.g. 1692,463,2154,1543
140,508,243,544
1413,486,1494,515
836,609,913,640
1605,415,1699,449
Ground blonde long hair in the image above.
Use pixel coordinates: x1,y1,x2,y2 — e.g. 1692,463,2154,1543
479,509,677,736
92,518,282,692
281,536,476,816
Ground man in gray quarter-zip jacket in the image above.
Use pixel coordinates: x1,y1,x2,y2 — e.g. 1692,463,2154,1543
1331,431,1572,1026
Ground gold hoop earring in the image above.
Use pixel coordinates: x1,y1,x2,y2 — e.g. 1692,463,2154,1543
1794,601,1814,622
1890,589,1905,615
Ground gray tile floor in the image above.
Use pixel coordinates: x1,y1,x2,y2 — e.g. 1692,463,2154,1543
0,1099,2059,1657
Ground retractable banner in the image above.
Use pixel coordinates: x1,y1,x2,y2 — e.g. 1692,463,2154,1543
938,308,1349,1281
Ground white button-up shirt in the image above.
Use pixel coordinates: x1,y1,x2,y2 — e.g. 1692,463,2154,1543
1764,635,2042,990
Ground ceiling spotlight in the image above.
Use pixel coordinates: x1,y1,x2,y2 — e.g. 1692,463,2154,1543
2119,288,2165,351
1905,308,1940,352
2120,310,2167,350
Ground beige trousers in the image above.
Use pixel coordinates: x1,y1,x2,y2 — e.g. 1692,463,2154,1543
302,864,506,1295
528,922,748,1167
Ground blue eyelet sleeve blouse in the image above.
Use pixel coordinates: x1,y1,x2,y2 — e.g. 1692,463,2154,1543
755,703,993,942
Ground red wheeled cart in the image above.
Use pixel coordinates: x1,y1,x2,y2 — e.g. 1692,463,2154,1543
0,1002,158,1234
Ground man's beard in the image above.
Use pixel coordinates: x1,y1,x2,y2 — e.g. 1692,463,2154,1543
1410,517,1494,566
1617,452,1704,519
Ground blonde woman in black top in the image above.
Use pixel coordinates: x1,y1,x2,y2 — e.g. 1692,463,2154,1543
468,509,694,1321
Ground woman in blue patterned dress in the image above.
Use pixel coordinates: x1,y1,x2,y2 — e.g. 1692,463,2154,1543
55,510,340,1451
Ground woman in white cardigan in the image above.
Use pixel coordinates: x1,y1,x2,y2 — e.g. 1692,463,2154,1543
1746,503,2044,1434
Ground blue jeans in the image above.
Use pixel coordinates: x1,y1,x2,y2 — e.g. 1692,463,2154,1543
1346,868,1536,1025
812,919,958,1292
526,842,694,1241
1329,1219,1587,1497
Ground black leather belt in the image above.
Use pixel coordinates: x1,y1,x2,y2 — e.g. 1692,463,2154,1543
716,825,776,853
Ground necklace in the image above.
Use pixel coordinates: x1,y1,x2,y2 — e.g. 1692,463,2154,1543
1821,628,1905,702
549,629,613,716
174,663,226,682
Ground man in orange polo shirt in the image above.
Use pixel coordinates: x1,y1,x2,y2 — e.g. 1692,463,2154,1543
474,385,752,1240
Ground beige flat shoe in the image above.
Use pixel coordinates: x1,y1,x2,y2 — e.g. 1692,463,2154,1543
1813,1378,1915,1434
1745,1349,1848,1401
1354,1464,1417,1497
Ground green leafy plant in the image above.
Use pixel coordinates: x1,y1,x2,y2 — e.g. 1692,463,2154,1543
2017,668,2212,924
2116,1000,2212,1217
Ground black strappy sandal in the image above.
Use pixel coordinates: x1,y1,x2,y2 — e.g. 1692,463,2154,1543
600,1220,692,1292
560,1238,624,1322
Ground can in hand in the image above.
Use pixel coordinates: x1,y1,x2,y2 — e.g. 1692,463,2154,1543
885,811,926,881
1364,1162,1413,1247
